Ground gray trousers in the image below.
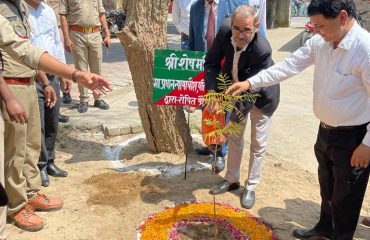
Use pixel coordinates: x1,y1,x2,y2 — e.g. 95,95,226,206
36,75,60,169
224,106,272,191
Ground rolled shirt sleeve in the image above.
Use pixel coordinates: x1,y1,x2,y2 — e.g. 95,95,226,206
98,0,105,13
59,0,68,15
363,124,370,147
0,15,45,69
248,39,315,89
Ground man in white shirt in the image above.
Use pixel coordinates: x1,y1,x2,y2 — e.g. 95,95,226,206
172,0,196,50
26,0,71,187
227,0,370,239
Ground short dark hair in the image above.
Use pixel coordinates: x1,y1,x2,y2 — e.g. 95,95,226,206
307,0,356,19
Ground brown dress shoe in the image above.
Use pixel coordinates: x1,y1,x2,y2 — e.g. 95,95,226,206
28,194,63,212
362,217,370,227
8,204,44,232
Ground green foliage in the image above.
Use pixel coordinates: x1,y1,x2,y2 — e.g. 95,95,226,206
202,73,260,140
203,73,260,121
204,123,242,141
216,72,233,91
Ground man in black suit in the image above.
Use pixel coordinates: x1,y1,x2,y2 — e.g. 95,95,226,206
204,5,280,209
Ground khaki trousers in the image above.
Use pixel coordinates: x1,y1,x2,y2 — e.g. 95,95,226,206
1,84,41,214
0,111,6,240
70,30,103,102
225,106,272,191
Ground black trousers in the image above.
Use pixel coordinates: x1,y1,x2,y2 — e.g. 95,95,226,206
314,123,369,240
36,75,60,169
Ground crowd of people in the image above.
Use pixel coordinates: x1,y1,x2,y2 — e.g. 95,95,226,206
0,0,369,239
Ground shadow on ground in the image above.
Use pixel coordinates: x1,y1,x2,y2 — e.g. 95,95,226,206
278,31,303,53
258,198,370,240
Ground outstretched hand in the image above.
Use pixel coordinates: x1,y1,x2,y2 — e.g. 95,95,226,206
76,72,112,94
225,80,251,96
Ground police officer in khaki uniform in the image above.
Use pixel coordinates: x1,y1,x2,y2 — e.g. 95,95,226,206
0,0,64,232
0,4,112,231
0,12,40,235
60,0,111,113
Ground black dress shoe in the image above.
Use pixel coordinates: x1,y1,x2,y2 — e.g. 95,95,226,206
62,92,72,104
292,228,330,240
196,146,211,155
40,168,50,187
213,156,225,173
241,190,255,209
362,217,370,227
209,180,240,195
94,100,109,110
58,114,69,123
78,102,88,113
47,162,68,177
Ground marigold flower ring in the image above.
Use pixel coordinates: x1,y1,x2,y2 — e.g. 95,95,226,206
138,202,278,240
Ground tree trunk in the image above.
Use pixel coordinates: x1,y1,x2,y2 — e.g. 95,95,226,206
267,0,291,29
116,0,192,154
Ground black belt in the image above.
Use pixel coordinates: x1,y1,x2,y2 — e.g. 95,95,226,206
320,122,368,131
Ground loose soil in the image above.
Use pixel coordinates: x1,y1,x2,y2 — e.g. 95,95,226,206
6,128,370,240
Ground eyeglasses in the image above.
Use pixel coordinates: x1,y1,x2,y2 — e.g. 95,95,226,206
232,26,255,35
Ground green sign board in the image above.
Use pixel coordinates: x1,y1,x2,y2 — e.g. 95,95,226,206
153,49,207,107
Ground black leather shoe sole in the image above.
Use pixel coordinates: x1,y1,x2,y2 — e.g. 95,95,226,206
209,181,240,195
94,100,109,110
59,114,69,123
62,94,72,104
47,165,68,177
78,103,88,113
213,156,225,173
40,170,50,187
292,228,330,240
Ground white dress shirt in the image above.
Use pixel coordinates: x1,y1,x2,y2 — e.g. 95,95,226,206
172,0,196,36
231,37,249,82
27,1,66,64
248,23,370,146
203,0,219,42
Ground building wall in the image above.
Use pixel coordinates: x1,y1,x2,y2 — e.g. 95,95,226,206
354,0,370,31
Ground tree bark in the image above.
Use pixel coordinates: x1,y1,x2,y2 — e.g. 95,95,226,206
116,0,192,154
267,0,291,29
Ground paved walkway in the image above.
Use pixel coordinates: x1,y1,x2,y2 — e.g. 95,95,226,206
60,15,183,136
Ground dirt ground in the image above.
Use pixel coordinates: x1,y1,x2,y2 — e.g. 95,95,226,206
7,128,370,240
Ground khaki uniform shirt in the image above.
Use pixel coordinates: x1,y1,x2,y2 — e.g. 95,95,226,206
0,0,42,77
59,0,105,27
